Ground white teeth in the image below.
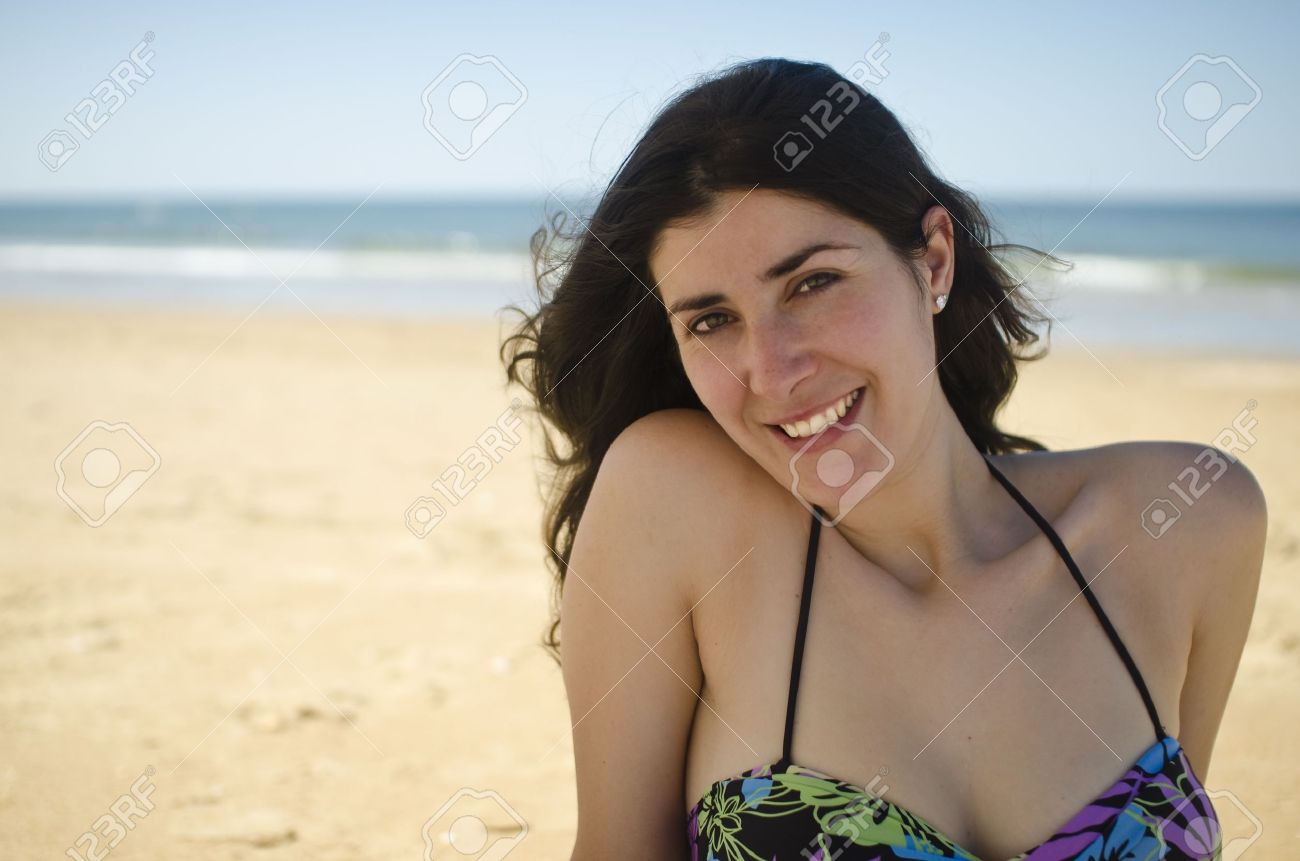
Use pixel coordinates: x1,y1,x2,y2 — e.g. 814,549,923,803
778,388,861,439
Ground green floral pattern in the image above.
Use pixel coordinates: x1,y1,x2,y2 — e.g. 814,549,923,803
688,735,1221,861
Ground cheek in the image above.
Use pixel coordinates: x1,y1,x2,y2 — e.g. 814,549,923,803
822,288,896,364
832,283,931,365
682,350,745,418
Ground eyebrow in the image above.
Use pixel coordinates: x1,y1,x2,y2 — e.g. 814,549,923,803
665,241,860,316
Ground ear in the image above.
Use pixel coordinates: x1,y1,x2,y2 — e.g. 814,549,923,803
919,205,956,305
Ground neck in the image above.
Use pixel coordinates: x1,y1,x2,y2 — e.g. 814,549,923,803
830,406,1015,594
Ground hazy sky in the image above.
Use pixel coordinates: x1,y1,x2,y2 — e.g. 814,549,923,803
2,0,1296,201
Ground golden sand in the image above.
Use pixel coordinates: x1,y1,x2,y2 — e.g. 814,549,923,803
1,303,1295,859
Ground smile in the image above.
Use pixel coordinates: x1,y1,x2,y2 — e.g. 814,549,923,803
771,387,864,439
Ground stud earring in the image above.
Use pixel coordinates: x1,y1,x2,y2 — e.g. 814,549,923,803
935,294,948,311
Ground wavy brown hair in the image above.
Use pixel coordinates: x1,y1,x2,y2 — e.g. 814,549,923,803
501,58,1063,661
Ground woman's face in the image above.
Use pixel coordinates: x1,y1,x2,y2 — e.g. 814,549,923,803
648,189,955,518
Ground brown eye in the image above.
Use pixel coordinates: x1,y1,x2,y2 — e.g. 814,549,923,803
796,271,839,294
690,311,730,336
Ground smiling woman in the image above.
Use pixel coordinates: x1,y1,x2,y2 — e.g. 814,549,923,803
500,58,1263,860
501,57,1059,636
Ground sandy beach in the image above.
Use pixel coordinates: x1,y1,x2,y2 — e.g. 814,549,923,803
1,300,1296,860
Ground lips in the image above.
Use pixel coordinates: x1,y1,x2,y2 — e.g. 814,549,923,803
765,386,867,450
769,387,864,439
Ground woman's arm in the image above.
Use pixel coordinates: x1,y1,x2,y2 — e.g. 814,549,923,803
560,413,717,859
1174,446,1267,781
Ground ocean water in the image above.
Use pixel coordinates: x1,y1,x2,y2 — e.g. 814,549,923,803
983,198,1300,272
0,197,1297,354
0,198,554,318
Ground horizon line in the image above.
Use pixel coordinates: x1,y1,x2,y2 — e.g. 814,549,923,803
1,190,1299,207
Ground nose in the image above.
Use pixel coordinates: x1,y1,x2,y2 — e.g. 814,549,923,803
744,313,815,404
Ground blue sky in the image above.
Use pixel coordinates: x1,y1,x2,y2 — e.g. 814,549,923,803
2,0,1296,201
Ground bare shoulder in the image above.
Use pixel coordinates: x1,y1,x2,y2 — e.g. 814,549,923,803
1029,439,1266,772
998,439,1264,512
601,407,777,497
591,408,794,595
1085,438,1267,591
560,409,791,852
1033,439,1267,584
994,439,1266,639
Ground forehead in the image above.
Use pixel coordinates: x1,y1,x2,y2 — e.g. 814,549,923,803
650,189,874,292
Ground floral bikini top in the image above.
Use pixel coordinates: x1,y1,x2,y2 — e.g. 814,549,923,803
687,455,1222,860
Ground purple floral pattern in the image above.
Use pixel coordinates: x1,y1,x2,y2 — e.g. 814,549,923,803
688,735,1221,861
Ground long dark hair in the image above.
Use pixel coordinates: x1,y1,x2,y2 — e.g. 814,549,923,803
501,58,1062,661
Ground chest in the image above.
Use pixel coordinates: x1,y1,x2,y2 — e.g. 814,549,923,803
684,529,1190,860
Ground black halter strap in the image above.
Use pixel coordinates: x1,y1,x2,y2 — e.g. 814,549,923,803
777,458,1166,769
779,506,822,766
982,454,1166,743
